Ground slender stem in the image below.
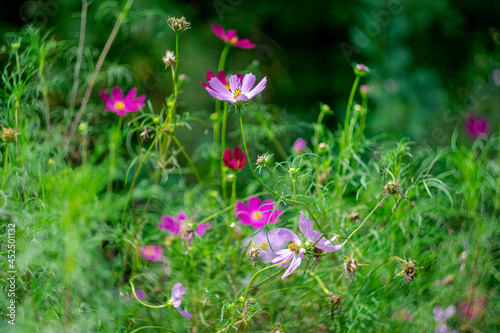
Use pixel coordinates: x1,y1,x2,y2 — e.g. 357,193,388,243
250,268,286,293
130,327,175,333
266,165,280,196
2,144,9,191
221,102,229,203
65,0,135,147
240,260,291,312
218,44,231,72
129,280,170,309
356,96,368,148
342,199,383,247
172,135,203,188
307,270,331,295
107,116,123,195
338,75,360,175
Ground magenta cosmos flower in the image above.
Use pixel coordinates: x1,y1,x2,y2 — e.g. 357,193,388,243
99,87,145,116
200,70,243,91
203,73,267,105
223,147,245,170
169,283,192,319
158,212,211,254
235,196,283,229
243,229,288,263
465,114,489,139
210,24,256,49
140,245,164,262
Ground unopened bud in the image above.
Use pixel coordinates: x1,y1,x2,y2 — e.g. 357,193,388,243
227,173,235,182
354,63,370,77
78,122,88,132
166,16,191,33
47,158,55,166
210,113,219,122
11,42,20,51
0,126,18,143
321,104,331,113
289,167,297,174
360,84,370,98
318,142,327,152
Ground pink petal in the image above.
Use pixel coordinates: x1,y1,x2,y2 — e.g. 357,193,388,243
176,307,193,319
210,24,226,40
282,255,302,279
245,76,267,99
100,91,113,104
171,282,185,299
299,211,314,240
241,74,256,95
276,228,301,245
234,40,256,49
134,95,146,104
124,88,137,104
158,215,182,235
247,196,262,212
195,222,211,236
111,87,123,101
208,77,234,99
216,71,228,86
225,29,238,41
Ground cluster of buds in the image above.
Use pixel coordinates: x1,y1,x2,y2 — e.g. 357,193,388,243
162,50,176,69
1,126,19,143
166,16,191,33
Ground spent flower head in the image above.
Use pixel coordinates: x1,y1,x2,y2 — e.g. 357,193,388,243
162,50,176,69
396,257,422,286
0,126,19,143
167,16,191,33
210,24,256,49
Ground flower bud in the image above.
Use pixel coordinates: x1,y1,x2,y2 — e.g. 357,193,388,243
318,142,327,152
384,181,400,195
256,156,265,165
360,84,370,98
78,122,88,132
227,173,235,182
354,63,370,77
289,167,297,174
0,126,18,143
321,104,331,113
11,42,20,51
153,117,160,123
47,158,55,166
210,113,219,122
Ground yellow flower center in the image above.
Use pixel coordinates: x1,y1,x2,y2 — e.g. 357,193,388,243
288,242,300,254
145,248,154,255
225,84,231,91
233,89,242,99
229,37,239,44
114,101,125,110
260,243,269,249
252,212,262,220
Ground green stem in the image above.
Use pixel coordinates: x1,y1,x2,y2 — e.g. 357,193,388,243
130,327,175,333
221,102,229,203
172,135,203,188
218,44,230,72
107,116,123,195
266,165,280,196
338,75,361,174
306,270,331,295
2,144,9,191
342,199,383,247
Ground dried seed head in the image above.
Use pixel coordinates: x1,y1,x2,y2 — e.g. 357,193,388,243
399,258,422,285
0,126,19,143
162,50,176,69
384,181,400,195
344,258,358,275
328,294,341,306
348,211,360,223
166,16,191,33
247,245,261,267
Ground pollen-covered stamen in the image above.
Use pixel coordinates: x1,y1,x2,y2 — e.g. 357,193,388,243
229,37,238,44
233,89,242,99
114,101,125,110
288,242,300,254
251,212,262,220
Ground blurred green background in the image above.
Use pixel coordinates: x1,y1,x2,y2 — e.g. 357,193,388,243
1,0,499,145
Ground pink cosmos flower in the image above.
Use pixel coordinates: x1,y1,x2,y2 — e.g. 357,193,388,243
223,147,245,170
200,70,243,91
458,298,486,320
158,212,211,254
299,211,342,253
465,114,489,139
99,87,145,116
243,229,288,263
292,138,307,153
210,24,256,49
235,197,283,229
140,245,164,262
272,228,306,280
203,72,267,105
170,283,192,319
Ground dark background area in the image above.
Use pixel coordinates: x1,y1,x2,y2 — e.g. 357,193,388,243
1,0,500,145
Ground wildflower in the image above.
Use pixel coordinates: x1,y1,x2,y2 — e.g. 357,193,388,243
167,16,191,33
272,228,306,280
299,212,342,253
203,72,267,106
243,229,288,265
210,24,256,49
360,84,370,98
162,50,176,69
396,257,422,285
465,114,489,139
434,305,458,333
167,283,192,319
458,298,486,320
99,87,146,116
292,138,307,153
200,70,243,91
158,212,211,254
223,147,245,170
0,126,19,143
235,196,283,229
354,63,370,76
140,245,164,262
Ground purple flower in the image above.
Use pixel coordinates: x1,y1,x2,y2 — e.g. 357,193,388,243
99,87,145,116
292,138,307,153
243,229,288,263
203,72,267,105
210,24,256,49
272,228,306,280
170,283,192,319
465,114,489,139
235,197,283,229
223,147,245,170
140,245,164,262
158,212,211,254
200,70,243,91
434,305,458,333
299,211,342,253
135,289,146,300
